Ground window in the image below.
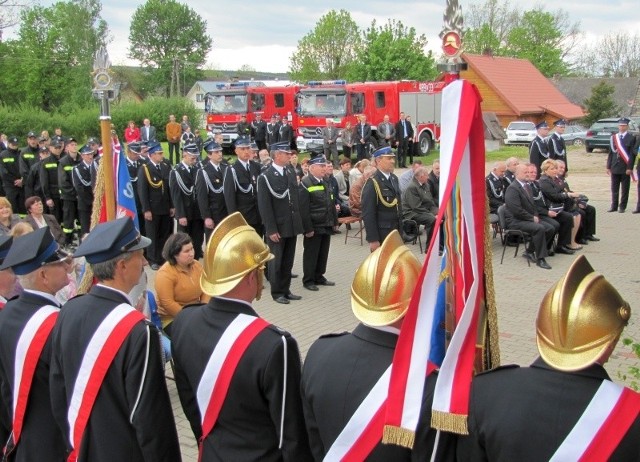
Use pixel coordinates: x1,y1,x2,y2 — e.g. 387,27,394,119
196,93,204,102
350,92,364,114
375,91,385,108
274,93,285,108
251,93,265,111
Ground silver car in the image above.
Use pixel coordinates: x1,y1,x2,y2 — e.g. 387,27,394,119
559,125,587,146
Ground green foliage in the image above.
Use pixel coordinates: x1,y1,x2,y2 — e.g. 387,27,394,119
347,19,436,82
582,81,620,126
128,0,212,97
620,338,640,391
289,9,360,82
464,24,504,56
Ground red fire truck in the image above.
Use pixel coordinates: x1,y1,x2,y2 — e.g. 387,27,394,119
295,79,447,155
204,81,298,147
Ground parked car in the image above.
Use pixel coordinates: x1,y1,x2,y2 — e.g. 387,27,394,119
559,125,587,146
585,118,640,153
504,121,536,145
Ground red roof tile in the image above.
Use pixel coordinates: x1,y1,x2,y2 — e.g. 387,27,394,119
462,53,584,119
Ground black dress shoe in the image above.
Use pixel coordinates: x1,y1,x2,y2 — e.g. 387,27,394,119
150,263,160,271
291,273,299,278
554,246,575,255
633,210,640,214
522,252,536,262
537,259,552,270
619,208,626,213
607,208,617,212
577,238,589,245
586,235,600,241
304,284,319,291
273,296,290,304
547,249,555,257
285,293,302,300
316,280,335,286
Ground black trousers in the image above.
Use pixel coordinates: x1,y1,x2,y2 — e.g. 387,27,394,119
145,213,172,265
78,208,92,236
267,236,297,298
342,145,352,161
47,197,63,224
550,211,573,247
610,173,630,210
507,218,554,260
256,139,267,150
356,143,367,161
167,142,180,165
61,199,78,243
576,204,596,238
177,218,205,260
397,138,409,167
303,231,331,286
4,186,25,215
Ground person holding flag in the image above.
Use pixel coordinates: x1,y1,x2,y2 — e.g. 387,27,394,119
606,117,636,213
458,255,640,460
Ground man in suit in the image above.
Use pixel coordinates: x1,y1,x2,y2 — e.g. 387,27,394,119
251,113,267,150
71,145,97,235
0,229,69,461
322,119,339,168
140,118,157,142
395,112,413,168
50,218,181,462
529,121,551,178
504,163,555,269
458,256,640,461
548,119,569,171
355,114,371,161
486,161,507,223
170,212,313,462
361,146,402,252
402,166,438,241
196,140,228,242
301,230,454,461
377,114,396,148
266,114,279,148
278,117,294,147
257,142,304,304
606,117,636,213
138,142,174,270
223,136,263,236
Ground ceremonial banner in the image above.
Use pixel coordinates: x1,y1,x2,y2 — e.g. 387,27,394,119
383,80,490,446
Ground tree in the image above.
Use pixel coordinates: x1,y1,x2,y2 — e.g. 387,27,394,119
347,19,436,82
583,81,620,126
128,0,212,97
597,32,640,78
0,0,31,40
289,9,360,82
465,0,519,55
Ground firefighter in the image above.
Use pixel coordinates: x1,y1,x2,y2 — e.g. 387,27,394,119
57,137,81,247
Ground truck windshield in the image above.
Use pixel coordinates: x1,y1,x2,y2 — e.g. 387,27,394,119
205,93,248,114
298,92,347,117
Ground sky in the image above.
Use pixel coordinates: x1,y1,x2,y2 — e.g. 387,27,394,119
6,0,640,73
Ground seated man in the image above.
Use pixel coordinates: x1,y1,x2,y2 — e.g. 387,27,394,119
402,166,438,240
504,164,556,269
486,161,507,224
398,159,423,195
458,256,639,460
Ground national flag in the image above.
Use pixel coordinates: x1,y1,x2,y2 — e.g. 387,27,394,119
98,139,139,230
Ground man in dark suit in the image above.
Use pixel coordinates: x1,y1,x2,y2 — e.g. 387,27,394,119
266,114,279,148
223,136,263,236
196,140,228,242
486,161,507,223
251,112,267,150
50,218,181,462
548,119,569,171
301,231,454,461
140,118,157,142
72,145,97,235
355,114,372,161
504,164,555,269
377,114,396,147
606,117,636,213
0,229,69,461
458,256,640,461
403,166,438,241
361,146,402,252
529,121,551,178
138,142,174,269
395,112,413,168
322,119,339,168
257,142,303,304
278,117,294,147
170,212,313,462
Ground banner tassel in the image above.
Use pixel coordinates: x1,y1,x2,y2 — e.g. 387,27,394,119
431,410,468,435
77,162,105,294
381,425,415,448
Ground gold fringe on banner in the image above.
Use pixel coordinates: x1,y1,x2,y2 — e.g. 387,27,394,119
381,425,415,449
77,162,106,294
431,410,469,435
483,197,501,369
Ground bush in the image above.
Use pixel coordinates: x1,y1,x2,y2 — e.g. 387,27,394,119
0,97,200,143
620,337,640,391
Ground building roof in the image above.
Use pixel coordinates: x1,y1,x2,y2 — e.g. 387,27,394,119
551,77,639,116
462,53,585,120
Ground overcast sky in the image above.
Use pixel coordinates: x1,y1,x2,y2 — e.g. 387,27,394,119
8,0,640,73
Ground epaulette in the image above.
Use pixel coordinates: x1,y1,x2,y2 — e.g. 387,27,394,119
474,364,520,377
267,324,290,336
318,331,349,339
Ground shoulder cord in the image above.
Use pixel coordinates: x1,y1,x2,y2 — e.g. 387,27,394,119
258,173,290,200
278,335,287,449
171,167,194,195
142,164,163,191
200,167,224,194
73,165,92,187
231,167,254,194
371,177,398,208
532,138,549,159
488,177,503,198
551,135,566,156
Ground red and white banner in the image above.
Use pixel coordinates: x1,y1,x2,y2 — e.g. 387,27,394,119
611,134,630,164
383,79,486,443
550,380,640,462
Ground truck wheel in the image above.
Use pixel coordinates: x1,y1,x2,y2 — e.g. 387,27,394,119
419,132,433,155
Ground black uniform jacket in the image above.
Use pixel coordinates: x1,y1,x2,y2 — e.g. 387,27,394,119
0,148,22,189
170,297,313,462
538,174,571,209
40,154,61,201
299,175,338,234
485,173,506,214
169,162,201,220
257,165,303,238
607,132,637,174
49,285,181,462
138,161,173,215
19,146,39,180
548,132,568,169
223,160,262,226
457,357,640,461
57,154,80,201
195,161,228,224
301,324,454,462
72,161,95,211
529,135,550,176
361,170,402,243
0,291,66,462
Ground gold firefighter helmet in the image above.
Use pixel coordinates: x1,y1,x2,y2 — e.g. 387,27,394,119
536,255,630,372
200,212,274,297
351,230,421,326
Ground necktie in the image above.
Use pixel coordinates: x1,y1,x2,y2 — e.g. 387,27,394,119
403,121,407,137
524,183,532,197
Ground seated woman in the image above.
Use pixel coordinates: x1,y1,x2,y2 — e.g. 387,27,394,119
23,196,65,245
349,165,376,218
0,197,22,235
556,160,599,244
155,232,210,335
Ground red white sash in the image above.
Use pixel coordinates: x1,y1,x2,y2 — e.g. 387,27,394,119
66,304,145,462
550,380,640,462
612,134,630,164
196,313,270,447
323,365,391,462
3,305,59,455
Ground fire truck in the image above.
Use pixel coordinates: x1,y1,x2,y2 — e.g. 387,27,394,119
295,80,447,155
204,81,298,147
